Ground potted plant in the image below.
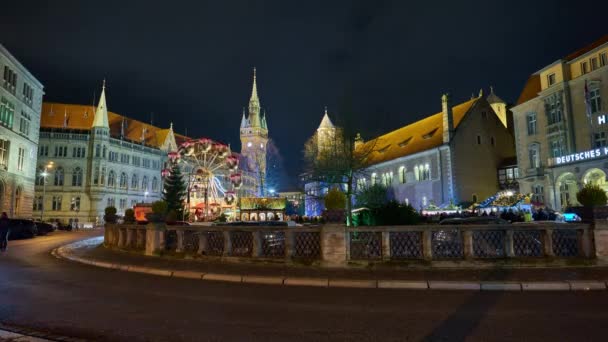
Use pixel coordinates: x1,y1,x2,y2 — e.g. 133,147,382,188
573,184,608,221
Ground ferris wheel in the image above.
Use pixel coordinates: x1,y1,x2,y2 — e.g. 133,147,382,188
164,138,242,221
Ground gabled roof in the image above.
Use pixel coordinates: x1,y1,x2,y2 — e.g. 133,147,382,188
358,97,480,166
41,102,176,149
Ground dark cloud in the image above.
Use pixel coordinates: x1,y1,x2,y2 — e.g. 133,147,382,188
2,0,608,188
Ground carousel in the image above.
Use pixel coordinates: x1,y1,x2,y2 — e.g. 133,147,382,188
164,138,242,222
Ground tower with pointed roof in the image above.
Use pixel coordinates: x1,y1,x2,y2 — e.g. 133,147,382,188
240,68,269,196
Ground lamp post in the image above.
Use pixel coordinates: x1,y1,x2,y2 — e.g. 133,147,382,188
39,161,54,222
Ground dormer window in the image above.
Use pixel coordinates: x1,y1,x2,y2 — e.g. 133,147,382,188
422,128,438,139
398,137,412,147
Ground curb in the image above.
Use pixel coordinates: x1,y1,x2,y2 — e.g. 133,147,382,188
53,240,608,292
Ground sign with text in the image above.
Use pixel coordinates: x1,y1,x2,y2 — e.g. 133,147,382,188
550,147,608,166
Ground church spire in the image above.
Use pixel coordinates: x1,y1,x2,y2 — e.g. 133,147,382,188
92,79,109,128
248,67,261,127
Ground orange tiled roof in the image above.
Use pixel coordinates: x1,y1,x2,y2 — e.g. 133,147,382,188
41,102,174,149
516,75,541,105
358,97,480,166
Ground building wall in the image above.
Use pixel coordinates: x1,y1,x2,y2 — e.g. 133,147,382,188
35,131,165,224
452,100,516,203
0,44,44,218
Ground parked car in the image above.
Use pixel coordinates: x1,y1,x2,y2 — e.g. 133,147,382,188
34,221,56,235
439,217,509,225
7,219,38,239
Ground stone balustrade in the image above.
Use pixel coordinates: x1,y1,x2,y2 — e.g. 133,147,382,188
104,222,601,267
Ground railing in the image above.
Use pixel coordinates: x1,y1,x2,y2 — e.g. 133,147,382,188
104,222,594,265
347,223,592,260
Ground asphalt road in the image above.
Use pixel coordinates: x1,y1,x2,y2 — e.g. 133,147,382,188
1,231,608,342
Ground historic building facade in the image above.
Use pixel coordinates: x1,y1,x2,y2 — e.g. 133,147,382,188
304,91,516,216
34,82,175,224
240,68,269,196
0,44,44,218
512,35,608,210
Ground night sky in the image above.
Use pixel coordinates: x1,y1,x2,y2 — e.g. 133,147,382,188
1,0,607,189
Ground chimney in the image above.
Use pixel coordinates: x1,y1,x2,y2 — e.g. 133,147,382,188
442,93,453,144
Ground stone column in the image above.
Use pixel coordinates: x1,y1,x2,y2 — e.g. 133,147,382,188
505,229,515,257
381,230,391,261
463,229,474,259
285,229,295,259
198,232,208,255
176,229,184,253
423,229,433,260
320,224,347,267
543,228,555,257
252,231,262,257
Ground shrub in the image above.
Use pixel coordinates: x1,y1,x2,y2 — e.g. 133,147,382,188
324,188,346,210
577,184,607,207
104,206,118,223
124,209,135,224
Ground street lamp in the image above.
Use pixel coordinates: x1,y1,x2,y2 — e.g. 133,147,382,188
39,161,54,222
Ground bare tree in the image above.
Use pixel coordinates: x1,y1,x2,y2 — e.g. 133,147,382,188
303,122,377,226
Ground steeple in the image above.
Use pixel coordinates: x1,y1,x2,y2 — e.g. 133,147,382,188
92,80,109,128
318,106,334,129
248,67,261,127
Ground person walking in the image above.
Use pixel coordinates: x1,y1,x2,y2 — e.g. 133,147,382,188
0,212,10,252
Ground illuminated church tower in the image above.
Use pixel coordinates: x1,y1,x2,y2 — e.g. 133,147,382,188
240,68,269,196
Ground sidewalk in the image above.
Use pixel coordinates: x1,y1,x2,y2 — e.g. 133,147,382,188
55,237,608,291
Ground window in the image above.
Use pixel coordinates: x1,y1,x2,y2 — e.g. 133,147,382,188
533,185,545,204
399,166,407,184
3,66,17,92
152,177,159,192
52,196,62,211
108,170,116,187
544,93,563,125
70,197,81,211
0,139,8,170
547,73,556,86
131,174,139,189
476,135,482,145
39,145,48,157
22,83,34,104
72,167,83,186
142,176,149,191
370,173,378,185
590,88,601,114
528,145,540,168
19,111,30,136
33,196,43,211
526,113,537,135
120,172,128,189
595,132,607,148
54,167,64,186
0,97,15,127
591,57,599,71
550,139,565,158
15,147,25,171
581,61,589,74
601,53,607,67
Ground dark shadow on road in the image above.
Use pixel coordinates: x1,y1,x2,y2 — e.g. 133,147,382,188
422,266,512,341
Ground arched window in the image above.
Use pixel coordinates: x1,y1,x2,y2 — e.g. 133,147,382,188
131,174,138,189
120,172,127,189
35,166,45,186
371,173,378,185
152,177,159,192
107,170,116,187
142,176,149,191
54,167,64,186
399,166,406,184
72,167,83,186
